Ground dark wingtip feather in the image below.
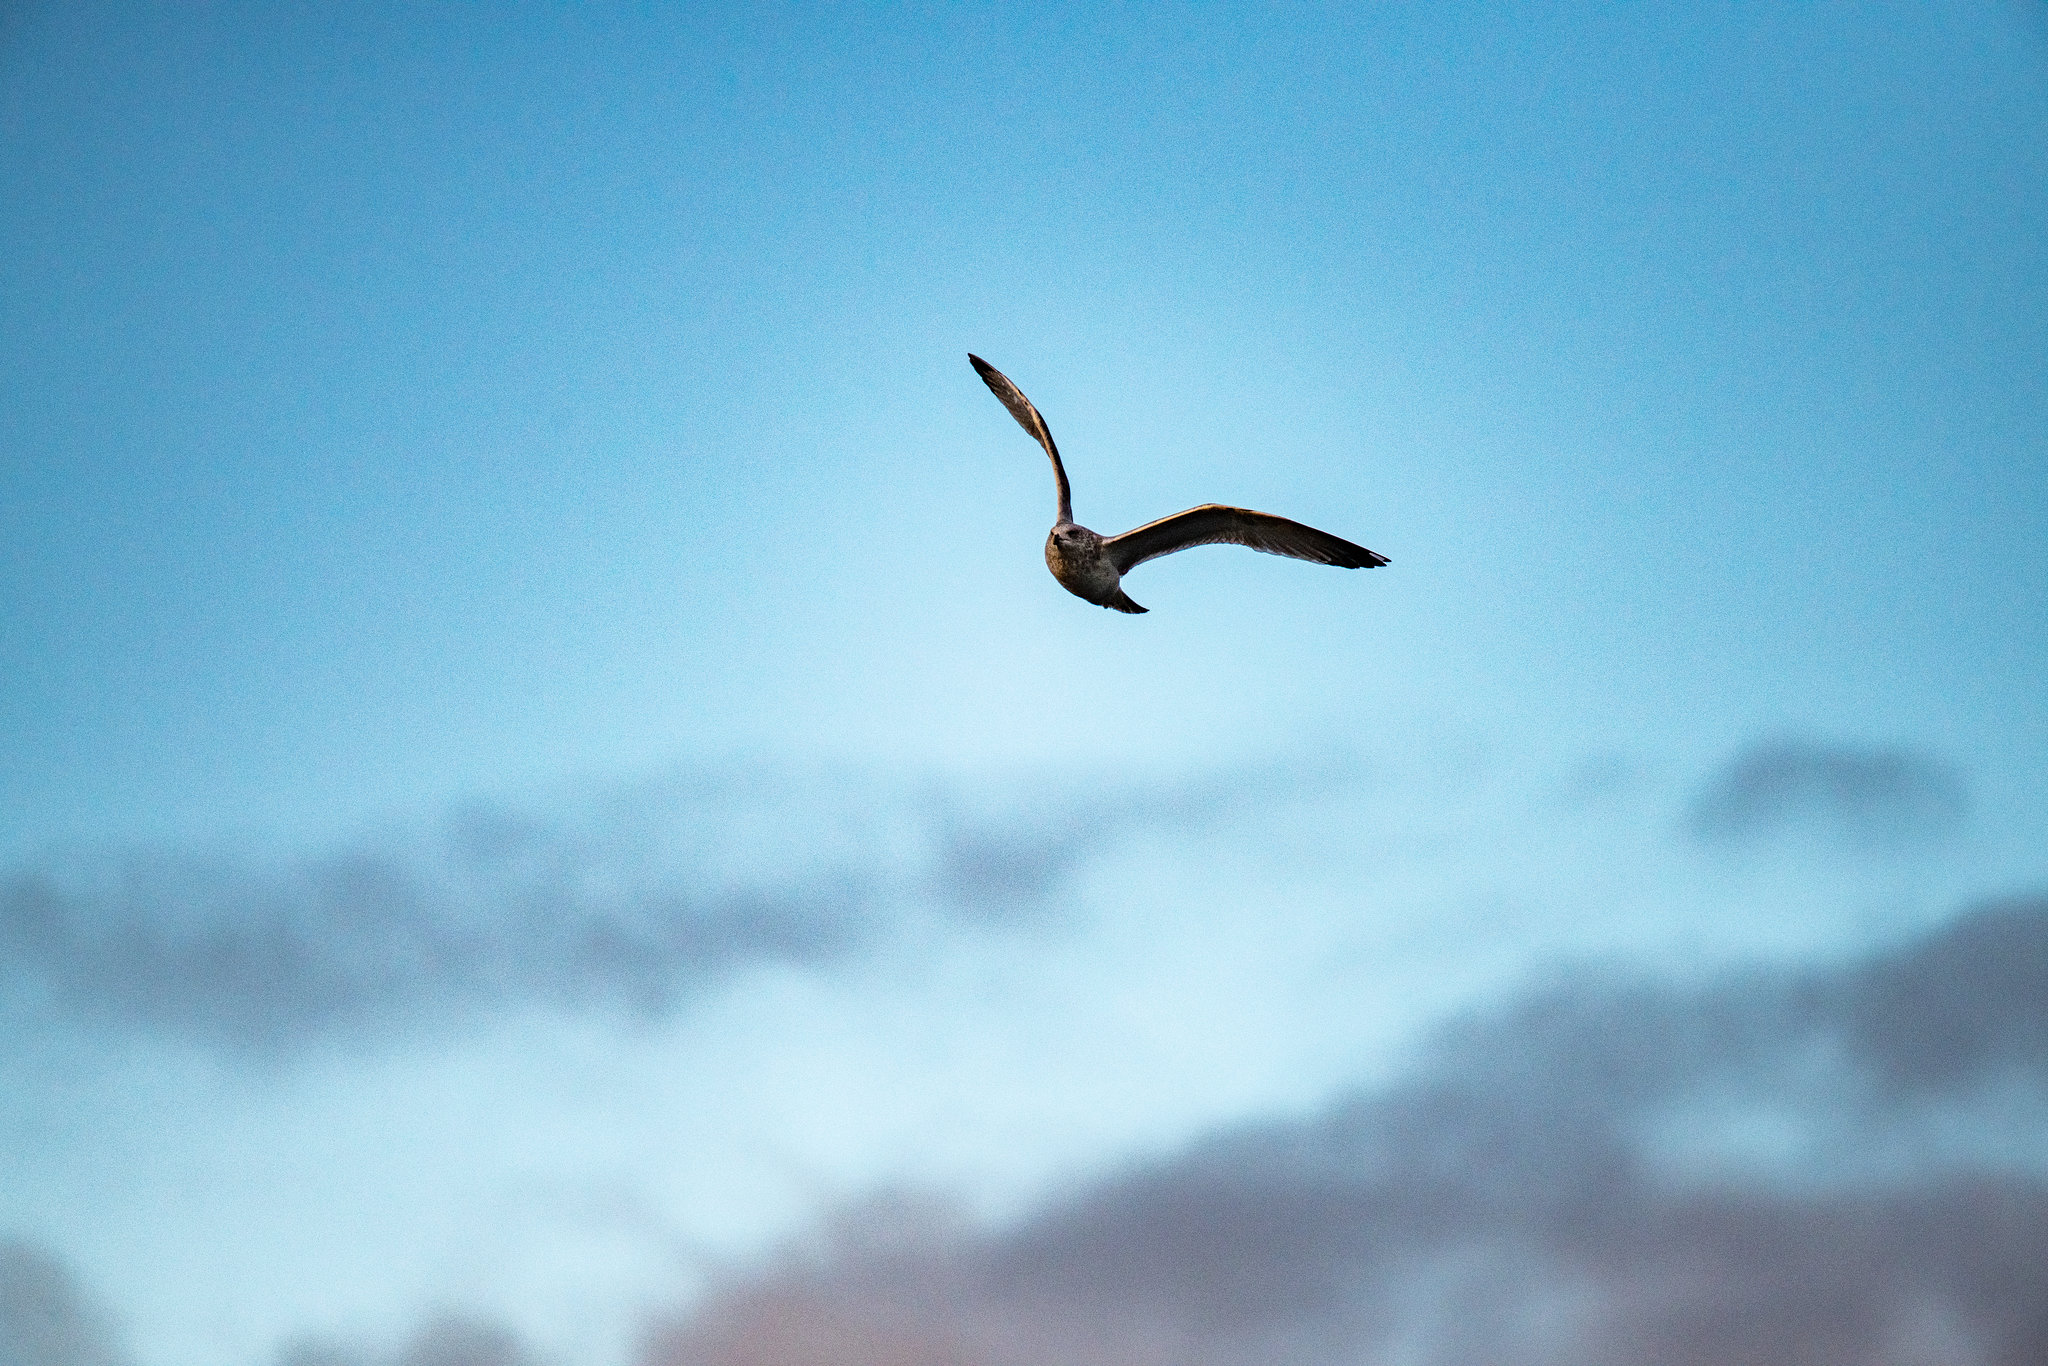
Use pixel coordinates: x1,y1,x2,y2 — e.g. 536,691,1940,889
1323,537,1389,569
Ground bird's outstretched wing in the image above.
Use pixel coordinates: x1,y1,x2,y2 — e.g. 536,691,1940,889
1105,504,1388,574
969,354,1072,523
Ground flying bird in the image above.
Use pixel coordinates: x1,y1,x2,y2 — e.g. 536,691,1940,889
970,353,1388,614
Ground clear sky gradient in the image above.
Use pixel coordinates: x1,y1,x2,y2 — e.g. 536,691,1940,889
2,4,2045,1365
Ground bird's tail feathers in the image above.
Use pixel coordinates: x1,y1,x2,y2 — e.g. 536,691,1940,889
1103,589,1148,614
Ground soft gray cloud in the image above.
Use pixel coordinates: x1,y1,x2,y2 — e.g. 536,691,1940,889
0,768,908,1051
12,899,2044,1366
0,1249,555,1366
0,1238,130,1366
0,758,1354,1052
274,1317,548,1366
0,826,865,1053
641,897,2048,1366
1688,739,1968,851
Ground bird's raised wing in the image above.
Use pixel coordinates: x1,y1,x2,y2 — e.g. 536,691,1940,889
969,354,1072,523
1105,504,1388,574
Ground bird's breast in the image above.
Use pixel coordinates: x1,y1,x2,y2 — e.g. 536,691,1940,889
1045,530,1123,604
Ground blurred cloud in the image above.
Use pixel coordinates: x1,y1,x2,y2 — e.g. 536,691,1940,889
0,815,864,1053
274,1318,548,1366
0,1238,130,1366
0,758,1354,1052
1833,894,2048,1096
10,898,2045,1366
0,1245,557,1366
0,767,887,1052
639,897,2048,1366
1687,739,1968,852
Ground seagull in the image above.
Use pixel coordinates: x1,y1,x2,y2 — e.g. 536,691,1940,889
970,353,1388,614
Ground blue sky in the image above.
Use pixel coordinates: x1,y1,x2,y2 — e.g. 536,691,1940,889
2,4,2045,1365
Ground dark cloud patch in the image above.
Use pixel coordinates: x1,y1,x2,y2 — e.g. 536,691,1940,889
274,1317,548,1366
0,782,873,1053
0,757,1358,1053
1688,739,1968,851
0,1244,552,1366
0,1239,130,1366
931,823,1093,919
1831,896,2048,1094
644,898,2048,1366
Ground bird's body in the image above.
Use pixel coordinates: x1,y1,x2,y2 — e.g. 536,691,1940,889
970,353,1387,613
1045,522,1145,614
